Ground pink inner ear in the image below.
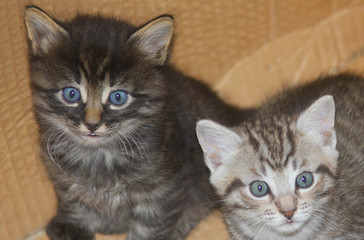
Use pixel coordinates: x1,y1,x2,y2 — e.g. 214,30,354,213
203,139,223,169
321,130,333,145
209,153,222,169
297,95,336,148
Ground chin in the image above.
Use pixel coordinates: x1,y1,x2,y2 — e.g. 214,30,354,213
274,219,305,235
72,131,112,147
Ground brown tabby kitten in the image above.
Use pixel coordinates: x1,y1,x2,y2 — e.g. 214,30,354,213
196,74,364,239
25,6,253,240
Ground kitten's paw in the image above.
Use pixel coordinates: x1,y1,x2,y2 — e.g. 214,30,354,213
46,217,95,240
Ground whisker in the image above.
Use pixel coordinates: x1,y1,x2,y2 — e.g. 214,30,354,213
126,128,151,164
46,128,68,176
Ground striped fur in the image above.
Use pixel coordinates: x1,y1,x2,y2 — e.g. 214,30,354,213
25,6,254,240
197,75,364,240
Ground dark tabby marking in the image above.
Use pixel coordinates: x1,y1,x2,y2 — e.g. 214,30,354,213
224,179,246,198
25,6,253,240
315,164,335,178
197,74,364,239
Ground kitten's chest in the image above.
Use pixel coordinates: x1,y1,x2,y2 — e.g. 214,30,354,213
51,138,165,213
68,180,132,213
60,149,133,207
64,182,134,233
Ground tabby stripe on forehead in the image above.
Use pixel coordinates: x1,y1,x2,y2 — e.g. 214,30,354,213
283,126,296,167
259,129,271,152
223,179,245,197
79,64,90,80
262,127,283,162
292,159,297,170
96,55,111,77
276,124,284,160
80,54,91,77
260,156,275,169
260,164,267,176
246,128,260,152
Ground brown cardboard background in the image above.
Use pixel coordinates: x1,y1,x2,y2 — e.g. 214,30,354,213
216,4,364,108
1,1,364,239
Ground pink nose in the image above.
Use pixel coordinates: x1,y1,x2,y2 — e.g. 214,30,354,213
282,210,295,220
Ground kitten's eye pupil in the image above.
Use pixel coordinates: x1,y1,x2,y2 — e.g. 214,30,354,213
69,90,76,98
109,90,128,106
115,93,121,101
296,172,313,188
62,87,81,103
301,176,307,183
250,181,269,197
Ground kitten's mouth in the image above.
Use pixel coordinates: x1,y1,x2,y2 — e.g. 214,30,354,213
83,133,102,138
282,220,296,226
88,133,99,137
276,219,303,233
81,132,105,141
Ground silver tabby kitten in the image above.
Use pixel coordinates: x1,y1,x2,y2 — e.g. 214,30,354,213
197,75,364,240
25,6,252,240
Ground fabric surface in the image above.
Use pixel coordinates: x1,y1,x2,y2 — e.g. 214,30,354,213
1,1,364,239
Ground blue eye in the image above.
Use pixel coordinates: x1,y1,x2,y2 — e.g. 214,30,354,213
250,181,269,197
62,87,81,103
296,172,313,188
109,90,128,106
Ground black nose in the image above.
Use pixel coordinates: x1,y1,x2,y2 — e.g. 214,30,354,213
86,123,99,133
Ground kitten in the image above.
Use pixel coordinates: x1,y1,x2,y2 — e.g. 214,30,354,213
196,74,364,239
25,6,253,240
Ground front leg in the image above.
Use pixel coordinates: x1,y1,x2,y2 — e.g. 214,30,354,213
127,204,182,240
46,214,95,240
45,198,99,240
126,188,190,240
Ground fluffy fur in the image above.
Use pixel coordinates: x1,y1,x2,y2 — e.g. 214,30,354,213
197,74,364,240
25,6,253,240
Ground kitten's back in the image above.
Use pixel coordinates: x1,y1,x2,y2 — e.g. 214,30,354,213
261,73,363,117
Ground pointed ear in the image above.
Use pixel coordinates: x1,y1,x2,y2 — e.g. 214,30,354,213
25,7,68,55
297,95,336,148
128,15,174,65
196,120,242,173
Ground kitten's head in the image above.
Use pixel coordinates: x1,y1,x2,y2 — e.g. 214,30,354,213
196,96,338,237
25,6,173,147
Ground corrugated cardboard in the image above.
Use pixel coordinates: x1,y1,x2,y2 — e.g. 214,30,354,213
1,1,364,240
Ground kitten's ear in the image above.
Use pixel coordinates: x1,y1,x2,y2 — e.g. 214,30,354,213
297,95,336,148
128,15,174,65
196,120,242,173
25,6,68,55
